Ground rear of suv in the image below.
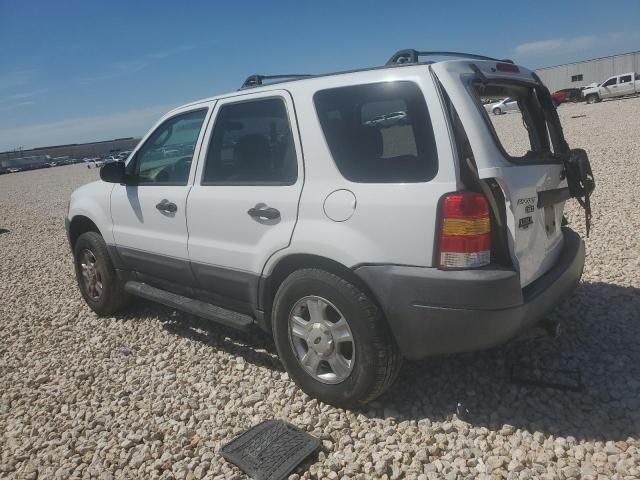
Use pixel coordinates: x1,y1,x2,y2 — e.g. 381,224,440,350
66,49,594,407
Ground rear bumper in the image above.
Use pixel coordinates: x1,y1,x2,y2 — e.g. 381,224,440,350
354,227,585,360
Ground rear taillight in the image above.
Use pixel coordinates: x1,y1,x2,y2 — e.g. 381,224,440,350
438,192,491,270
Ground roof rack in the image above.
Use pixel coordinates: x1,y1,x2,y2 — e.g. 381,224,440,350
241,74,314,89
386,49,514,66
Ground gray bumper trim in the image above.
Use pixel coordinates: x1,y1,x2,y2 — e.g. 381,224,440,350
354,227,585,360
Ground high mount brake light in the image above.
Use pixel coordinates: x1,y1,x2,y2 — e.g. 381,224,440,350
438,192,491,270
496,63,520,73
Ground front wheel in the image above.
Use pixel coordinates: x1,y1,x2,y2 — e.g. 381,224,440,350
272,269,402,407
73,231,130,316
493,107,502,115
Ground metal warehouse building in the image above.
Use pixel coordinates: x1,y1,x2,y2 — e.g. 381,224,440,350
535,51,640,93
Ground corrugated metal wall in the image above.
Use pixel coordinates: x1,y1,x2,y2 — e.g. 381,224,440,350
535,51,640,92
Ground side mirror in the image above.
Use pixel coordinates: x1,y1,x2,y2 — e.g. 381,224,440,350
100,161,126,183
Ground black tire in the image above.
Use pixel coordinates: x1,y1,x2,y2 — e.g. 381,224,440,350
272,268,402,407
552,99,559,108
493,107,502,115
73,231,130,316
586,94,599,104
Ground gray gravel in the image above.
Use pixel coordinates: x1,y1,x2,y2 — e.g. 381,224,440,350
1,97,640,479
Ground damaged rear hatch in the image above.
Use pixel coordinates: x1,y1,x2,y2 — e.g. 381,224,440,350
431,60,594,287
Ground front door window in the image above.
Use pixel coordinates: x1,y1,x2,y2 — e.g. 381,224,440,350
132,109,207,185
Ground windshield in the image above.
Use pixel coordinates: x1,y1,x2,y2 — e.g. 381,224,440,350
472,81,565,162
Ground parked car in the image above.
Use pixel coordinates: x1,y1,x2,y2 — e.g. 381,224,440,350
66,50,593,407
484,97,519,115
582,72,640,104
83,158,103,168
116,151,132,161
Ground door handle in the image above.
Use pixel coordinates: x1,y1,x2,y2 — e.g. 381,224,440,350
247,206,280,220
156,199,178,213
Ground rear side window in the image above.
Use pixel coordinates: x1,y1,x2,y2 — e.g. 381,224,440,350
619,75,632,84
202,98,297,185
314,82,438,183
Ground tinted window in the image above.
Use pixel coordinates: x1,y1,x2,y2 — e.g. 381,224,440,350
602,77,617,87
133,109,207,185
620,75,632,84
314,82,438,183
202,98,297,185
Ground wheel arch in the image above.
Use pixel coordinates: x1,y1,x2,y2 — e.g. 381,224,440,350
68,215,102,250
259,254,383,330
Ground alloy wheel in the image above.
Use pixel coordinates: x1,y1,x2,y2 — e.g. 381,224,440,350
288,295,355,384
79,249,103,300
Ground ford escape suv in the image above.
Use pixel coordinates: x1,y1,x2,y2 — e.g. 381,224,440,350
66,50,594,407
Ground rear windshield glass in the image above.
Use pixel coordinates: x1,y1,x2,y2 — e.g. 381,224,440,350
474,82,558,161
314,82,438,183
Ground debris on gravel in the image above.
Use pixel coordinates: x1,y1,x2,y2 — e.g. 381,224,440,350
1,97,640,479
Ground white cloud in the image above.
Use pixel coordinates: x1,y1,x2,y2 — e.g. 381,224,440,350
0,104,175,151
0,101,35,113
3,89,48,102
515,36,599,56
77,45,198,85
514,31,640,60
0,69,38,90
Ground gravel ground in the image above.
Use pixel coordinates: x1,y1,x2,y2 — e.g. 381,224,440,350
1,97,639,480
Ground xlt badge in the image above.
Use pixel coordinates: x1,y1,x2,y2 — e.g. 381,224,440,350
519,216,533,229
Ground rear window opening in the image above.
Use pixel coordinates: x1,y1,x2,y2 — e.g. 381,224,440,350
473,82,561,163
314,81,438,183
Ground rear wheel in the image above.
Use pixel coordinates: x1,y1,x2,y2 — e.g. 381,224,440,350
492,107,502,115
73,231,130,316
272,269,402,407
586,94,599,104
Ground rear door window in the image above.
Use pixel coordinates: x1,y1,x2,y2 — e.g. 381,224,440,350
202,98,297,185
314,82,438,183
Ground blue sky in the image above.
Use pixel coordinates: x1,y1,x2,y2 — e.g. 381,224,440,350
1,0,638,151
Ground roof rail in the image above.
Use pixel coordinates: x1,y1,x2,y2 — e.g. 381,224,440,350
386,49,514,66
241,74,314,89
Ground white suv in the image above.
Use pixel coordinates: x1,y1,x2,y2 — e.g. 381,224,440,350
66,50,594,407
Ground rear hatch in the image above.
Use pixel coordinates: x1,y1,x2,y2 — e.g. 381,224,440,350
432,60,571,287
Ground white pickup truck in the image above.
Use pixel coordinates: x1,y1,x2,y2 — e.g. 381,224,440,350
583,72,640,104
